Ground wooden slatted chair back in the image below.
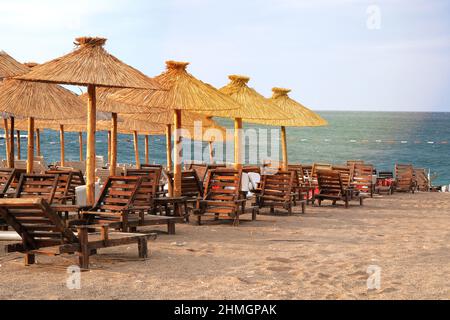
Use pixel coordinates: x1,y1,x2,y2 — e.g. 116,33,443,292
168,170,203,198
125,168,161,207
0,198,79,250
14,174,58,203
45,170,71,204
94,176,142,213
311,163,332,181
352,164,374,194
288,164,306,185
395,164,414,191
332,165,354,188
203,168,242,216
347,160,365,167
260,171,295,203
317,169,345,198
414,168,429,191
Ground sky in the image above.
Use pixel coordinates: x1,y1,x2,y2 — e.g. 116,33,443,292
0,0,449,112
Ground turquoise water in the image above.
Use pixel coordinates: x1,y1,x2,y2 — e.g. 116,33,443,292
2,111,450,185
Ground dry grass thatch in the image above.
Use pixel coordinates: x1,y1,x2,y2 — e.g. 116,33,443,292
219,75,291,122
0,79,86,120
0,51,29,80
107,60,241,116
79,87,164,114
258,87,328,127
15,37,164,90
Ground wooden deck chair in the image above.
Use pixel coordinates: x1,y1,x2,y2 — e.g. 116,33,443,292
167,170,203,199
140,164,164,170
125,168,162,209
311,163,332,183
193,168,257,226
57,161,86,174
257,171,304,214
316,169,363,208
288,164,315,204
0,198,155,270
414,168,429,192
81,176,180,234
395,164,415,193
45,170,86,205
352,164,374,197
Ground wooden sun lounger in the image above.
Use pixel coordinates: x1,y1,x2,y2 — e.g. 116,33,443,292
0,198,155,269
257,171,305,214
376,171,394,195
395,164,415,193
288,164,315,204
193,168,257,226
413,168,429,192
81,176,181,234
315,169,363,208
351,164,374,198
0,168,25,198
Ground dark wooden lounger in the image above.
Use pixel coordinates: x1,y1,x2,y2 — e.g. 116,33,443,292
0,198,156,269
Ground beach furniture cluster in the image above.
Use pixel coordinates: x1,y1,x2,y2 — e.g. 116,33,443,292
0,37,432,270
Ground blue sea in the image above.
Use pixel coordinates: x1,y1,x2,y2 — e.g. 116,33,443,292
2,111,450,186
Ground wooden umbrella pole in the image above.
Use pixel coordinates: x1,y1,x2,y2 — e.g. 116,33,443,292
107,130,111,165
144,135,149,164
173,109,182,197
166,124,173,172
16,130,21,160
234,118,243,169
9,117,15,167
133,130,141,168
110,113,117,176
3,118,10,167
281,126,288,171
86,84,96,206
59,124,65,167
78,132,83,161
166,124,173,196
26,117,35,174
209,141,215,164
36,128,41,156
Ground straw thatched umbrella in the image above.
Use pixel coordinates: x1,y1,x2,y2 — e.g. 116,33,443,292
0,52,30,167
262,88,327,169
0,79,85,173
219,75,293,169
108,61,244,197
15,37,164,204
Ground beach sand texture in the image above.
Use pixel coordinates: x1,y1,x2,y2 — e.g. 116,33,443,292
0,192,449,300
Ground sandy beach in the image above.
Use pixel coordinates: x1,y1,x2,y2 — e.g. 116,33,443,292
0,192,449,300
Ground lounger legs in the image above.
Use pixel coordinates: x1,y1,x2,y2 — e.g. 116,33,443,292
301,201,306,214
167,221,176,234
24,254,35,266
138,237,148,259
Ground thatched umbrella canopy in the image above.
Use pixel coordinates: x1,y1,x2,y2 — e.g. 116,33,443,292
109,60,243,196
0,52,30,167
265,88,328,169
219,75,292,169
0,51,29,80
0,78,85,173
15,36,164,204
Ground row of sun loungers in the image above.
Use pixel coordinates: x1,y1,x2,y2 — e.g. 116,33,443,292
0,160,430,270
